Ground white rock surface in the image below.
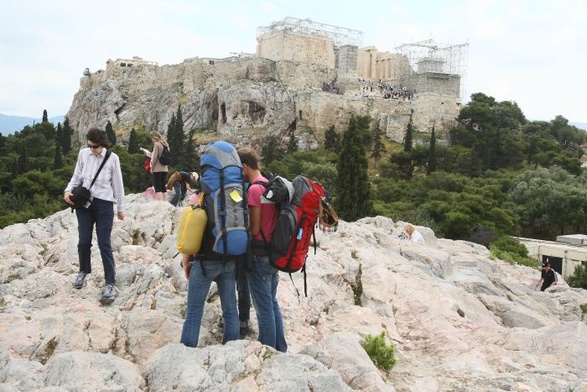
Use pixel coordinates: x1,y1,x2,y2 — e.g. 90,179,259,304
1,194,587,391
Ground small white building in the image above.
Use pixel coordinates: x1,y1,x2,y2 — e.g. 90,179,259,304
518,234,587,279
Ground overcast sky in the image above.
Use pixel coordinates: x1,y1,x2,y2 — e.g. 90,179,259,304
1,0,585,123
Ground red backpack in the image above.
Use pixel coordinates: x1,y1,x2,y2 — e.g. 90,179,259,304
258,175,326,295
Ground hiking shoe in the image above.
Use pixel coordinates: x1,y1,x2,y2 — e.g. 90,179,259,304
99,284,116,304
74,272,87,289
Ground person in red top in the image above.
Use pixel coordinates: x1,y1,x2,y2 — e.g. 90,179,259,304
238,147,287,352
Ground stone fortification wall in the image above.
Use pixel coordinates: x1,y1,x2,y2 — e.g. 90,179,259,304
295,90,459,143
335,45,358,75
256,30,335,68
408,72,461,96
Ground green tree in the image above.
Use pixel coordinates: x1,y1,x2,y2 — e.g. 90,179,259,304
427,126,437,174
17,143,29,174
182,129,200,171
370,125,386,165
335,116,373,221
261,136,285,166
167,106,186,167
42,109,48,123
404,110,414,152
287,131,298,154
128,128,140,154
105,121,116,145
324,125,341,153
568,264,587,289
61,117,73,154
53,142,63,170
455,93,529,172
390,151,413,180
508,166,587,238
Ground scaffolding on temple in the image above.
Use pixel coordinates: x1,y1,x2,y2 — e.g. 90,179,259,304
395,39,469,100
257,17,364,48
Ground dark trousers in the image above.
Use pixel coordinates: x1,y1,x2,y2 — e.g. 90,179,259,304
76,198,116,284
237,260,251,323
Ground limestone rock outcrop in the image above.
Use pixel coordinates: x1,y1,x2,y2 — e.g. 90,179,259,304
66,57,459,147
1,195,586,391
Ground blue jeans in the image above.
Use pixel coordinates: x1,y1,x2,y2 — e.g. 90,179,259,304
76,198,115,284
169,181,186,206
180,259,239,348
248,256,287,352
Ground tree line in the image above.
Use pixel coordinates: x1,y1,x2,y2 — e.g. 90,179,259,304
1,95,586,248
0,107,200,227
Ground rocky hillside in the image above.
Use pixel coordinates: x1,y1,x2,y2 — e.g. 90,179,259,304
66,57,459,147
1,194,586,391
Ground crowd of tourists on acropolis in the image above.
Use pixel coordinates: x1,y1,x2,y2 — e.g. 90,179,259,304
321,77,416,100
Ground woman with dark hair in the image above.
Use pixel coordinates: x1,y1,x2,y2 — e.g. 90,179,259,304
64,128,125,304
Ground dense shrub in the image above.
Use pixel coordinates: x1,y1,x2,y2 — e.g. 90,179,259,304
361,331,397,371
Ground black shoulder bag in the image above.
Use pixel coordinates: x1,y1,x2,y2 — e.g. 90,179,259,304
70,150,112,210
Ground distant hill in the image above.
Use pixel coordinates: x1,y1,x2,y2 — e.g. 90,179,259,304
0,113,65,135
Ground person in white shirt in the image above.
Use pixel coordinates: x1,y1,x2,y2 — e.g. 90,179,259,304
64,128,125,304
405,223,426,244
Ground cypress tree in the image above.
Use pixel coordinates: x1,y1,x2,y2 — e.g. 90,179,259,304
167,106,186,167
183,129,199,171
128,128,140,153
427,126,437,174
167,113,177,140
335,116,373,221
324,125,340,153
287,131,298,154
105,121,116,145
56,123,63,151
371,125,386,166
53,142,63,169
404,109,414,152
62,117,73,154
261,136,284,166
175,105,184,136
42,110,48,123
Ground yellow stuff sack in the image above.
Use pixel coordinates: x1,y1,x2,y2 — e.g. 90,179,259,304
176,195,207,254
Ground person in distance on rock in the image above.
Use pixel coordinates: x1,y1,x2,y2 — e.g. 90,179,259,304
149,131,169,201
405,223,426,244
166,171,198,207
536,260,558,291
64,128,125,305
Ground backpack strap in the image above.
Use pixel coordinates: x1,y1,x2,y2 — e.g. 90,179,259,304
218,169,228,259
89,150,112,189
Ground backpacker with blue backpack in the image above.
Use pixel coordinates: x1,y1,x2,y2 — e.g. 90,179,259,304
199,141,249,260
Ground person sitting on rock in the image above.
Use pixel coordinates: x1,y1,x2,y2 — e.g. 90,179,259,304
405,224,426,244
